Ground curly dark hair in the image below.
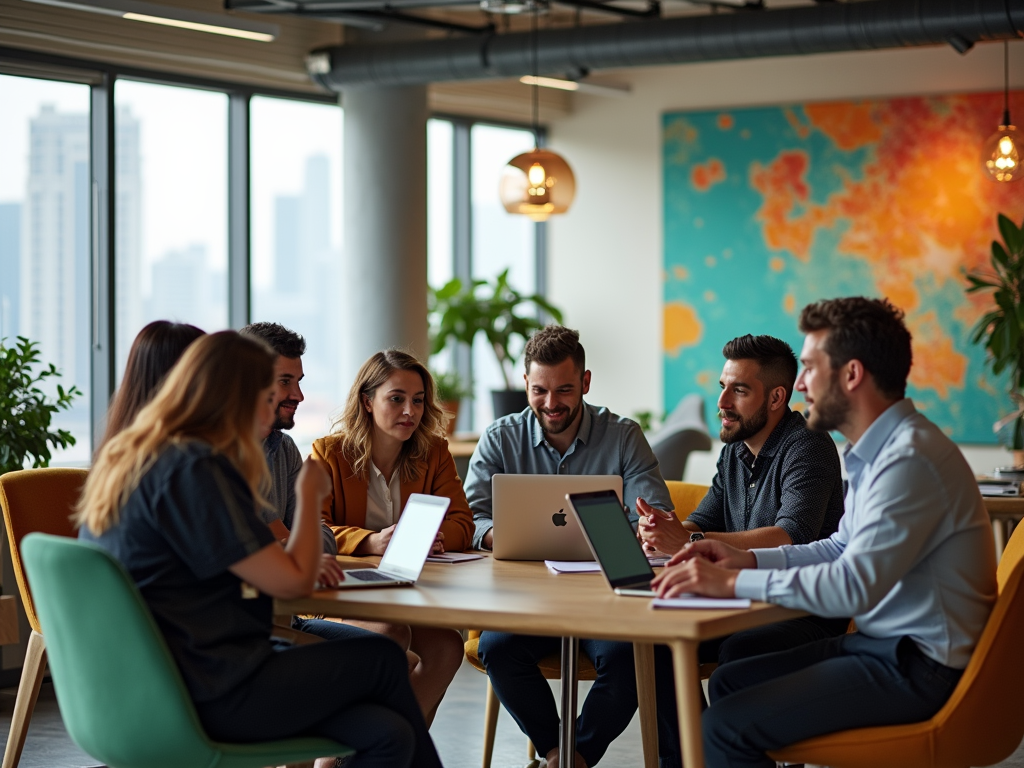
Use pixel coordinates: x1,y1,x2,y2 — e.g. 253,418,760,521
798,297,912,399
240,321,306,359
722,335,798,404
524,325,586,375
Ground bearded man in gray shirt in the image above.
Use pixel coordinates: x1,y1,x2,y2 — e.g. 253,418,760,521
466,325,674,768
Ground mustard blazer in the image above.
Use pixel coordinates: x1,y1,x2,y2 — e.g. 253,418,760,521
311,435,474,555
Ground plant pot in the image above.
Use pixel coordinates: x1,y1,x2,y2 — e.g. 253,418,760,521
441,400,460,437
491,390,529,421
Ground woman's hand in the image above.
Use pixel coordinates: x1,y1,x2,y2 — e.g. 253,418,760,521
432,531,445,554
315,554,346,589
357,524,397,556
297,456,332,508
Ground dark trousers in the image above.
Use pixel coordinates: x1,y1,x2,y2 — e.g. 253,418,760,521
478,632,638,766
654,615,850,768
703,632,962,768
195,634,442,768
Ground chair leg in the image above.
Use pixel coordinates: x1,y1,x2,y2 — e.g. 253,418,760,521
2,631,47,768
482,679,501,768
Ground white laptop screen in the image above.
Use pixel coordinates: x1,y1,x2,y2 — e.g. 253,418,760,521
377,493,450,581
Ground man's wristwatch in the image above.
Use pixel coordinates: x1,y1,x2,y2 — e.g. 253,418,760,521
689,532,705,543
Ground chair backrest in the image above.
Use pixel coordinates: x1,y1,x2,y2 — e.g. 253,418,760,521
665,481,710,522
649,395,712,481
21,533,222,768
0,468,87,633
923,522,1024,766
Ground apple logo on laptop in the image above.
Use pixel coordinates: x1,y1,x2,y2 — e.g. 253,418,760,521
552,510,567,527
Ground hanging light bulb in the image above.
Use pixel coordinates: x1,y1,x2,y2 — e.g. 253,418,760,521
982,41,1022,183
499,3,576,220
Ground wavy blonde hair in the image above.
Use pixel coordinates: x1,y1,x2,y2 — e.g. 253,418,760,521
328,349,448,483
76,331,277,535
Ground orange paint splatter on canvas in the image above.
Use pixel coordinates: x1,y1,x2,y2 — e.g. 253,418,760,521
783,294,796,314
784,107,812,139
672,266,690,281
804,102,885,150
717,114,734,130
907,312,967,399
696,370,714,387
664,302,703,357
770,257,786,272
691,158,726,191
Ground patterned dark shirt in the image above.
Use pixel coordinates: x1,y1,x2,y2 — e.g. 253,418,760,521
687,409,844,545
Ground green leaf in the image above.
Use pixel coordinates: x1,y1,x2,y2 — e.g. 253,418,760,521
998,213,1024,257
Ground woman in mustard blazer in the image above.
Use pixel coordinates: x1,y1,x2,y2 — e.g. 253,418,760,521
312,349,471,723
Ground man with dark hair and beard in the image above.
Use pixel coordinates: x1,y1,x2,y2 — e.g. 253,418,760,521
466,324,674,768
641,334,849,768
240,321,337,555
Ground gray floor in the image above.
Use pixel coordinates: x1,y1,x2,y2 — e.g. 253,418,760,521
2,661,1023,768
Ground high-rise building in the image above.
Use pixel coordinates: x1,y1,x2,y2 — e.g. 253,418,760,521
0,202,20,341
273,153,331,294
18,104,141,381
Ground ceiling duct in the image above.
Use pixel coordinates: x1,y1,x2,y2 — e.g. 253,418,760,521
309,0,1024,89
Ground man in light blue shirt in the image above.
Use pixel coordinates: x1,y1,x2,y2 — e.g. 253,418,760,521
652,297,997,768
467,325,674,768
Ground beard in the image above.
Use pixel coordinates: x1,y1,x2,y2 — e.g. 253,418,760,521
532,398,583,436
806,371,850,432
719,397,770,444
272,400,299,431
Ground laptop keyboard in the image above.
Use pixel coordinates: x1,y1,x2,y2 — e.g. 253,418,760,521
347,569,395,582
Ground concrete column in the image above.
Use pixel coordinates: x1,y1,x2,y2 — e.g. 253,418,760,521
341,85,428,387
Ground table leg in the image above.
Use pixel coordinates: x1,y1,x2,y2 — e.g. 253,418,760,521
669,639,704,768
634,642,659,768
559,636,579,764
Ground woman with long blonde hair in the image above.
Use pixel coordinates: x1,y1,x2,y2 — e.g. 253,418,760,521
313,349,472,722
78,332,441,768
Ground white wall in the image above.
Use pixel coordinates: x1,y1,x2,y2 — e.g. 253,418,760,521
544,42,1023,471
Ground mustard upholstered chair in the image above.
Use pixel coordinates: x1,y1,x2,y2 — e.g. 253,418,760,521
768,521,1024,768
0,468,88,768
465,481,711,768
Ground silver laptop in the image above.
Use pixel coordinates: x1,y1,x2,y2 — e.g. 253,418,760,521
567,489,656,597
335,493,450,588
492,474,624,561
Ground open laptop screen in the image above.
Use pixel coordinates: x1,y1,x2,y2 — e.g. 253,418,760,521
568,490,654,589
377,493,450,582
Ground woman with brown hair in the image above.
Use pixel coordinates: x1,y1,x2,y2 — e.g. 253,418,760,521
77,332,441,768
99,320,205,450
313,348,472,722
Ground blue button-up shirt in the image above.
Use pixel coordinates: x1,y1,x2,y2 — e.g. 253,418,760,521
735,399,996,669
466,403,675,550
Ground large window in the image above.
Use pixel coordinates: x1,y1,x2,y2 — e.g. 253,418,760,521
113,80,229,378
0,74,92,464
427,118,542,431
250,95,344,456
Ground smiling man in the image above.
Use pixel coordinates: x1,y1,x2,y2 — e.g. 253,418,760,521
240,321,336,555
653,298,997,768
465,325,674,768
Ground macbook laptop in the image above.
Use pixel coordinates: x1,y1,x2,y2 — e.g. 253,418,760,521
334,493,450,588
566,489,656,597
492,474,624,561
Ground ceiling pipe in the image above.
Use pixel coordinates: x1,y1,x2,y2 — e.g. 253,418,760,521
308,0,1024,89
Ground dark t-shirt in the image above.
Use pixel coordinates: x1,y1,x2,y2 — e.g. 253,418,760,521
80,440,276,702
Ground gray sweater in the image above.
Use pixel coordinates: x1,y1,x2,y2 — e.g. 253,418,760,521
262,430,338,555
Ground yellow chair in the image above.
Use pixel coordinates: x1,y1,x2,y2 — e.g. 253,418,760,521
466,481,710,768
769,521,1024,768
0,468,88,768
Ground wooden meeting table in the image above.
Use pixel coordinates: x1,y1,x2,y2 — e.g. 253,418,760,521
277,554,803,768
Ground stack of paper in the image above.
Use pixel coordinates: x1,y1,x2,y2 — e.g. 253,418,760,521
651,596,751,609
544,560,601,574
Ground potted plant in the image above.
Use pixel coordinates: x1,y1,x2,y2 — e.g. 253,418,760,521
432,369,470,437
965,213,1024,468
429,268,564,420
0,336,81,475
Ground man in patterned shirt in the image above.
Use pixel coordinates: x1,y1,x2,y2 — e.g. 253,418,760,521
639,334,848,768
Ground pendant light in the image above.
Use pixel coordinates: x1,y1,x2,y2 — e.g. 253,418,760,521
499,4,576,221
982,41,1021,183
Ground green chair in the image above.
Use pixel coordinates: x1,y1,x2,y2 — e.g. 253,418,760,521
20,533,353,768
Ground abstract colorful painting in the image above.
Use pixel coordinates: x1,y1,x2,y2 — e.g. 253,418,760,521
663,92,1024,443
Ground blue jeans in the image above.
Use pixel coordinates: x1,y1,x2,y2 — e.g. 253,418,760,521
478,632,638,766
703,632,962,768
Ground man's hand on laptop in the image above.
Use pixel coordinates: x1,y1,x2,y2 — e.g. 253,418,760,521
669,538,756,570
650,555,740,599
636,497,687,556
